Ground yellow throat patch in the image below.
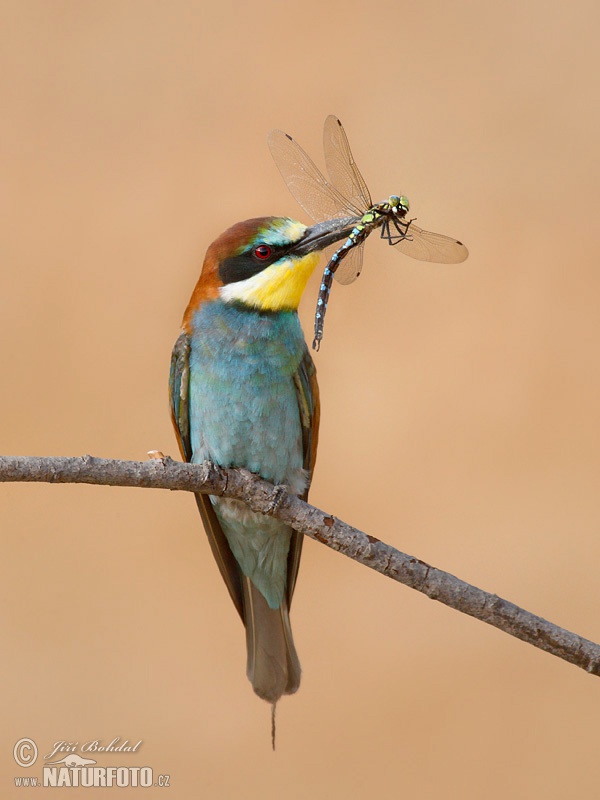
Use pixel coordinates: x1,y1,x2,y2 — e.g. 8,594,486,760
219,251,321,312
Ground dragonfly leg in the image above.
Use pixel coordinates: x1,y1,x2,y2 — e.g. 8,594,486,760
380,217,391,242
381,215,414,245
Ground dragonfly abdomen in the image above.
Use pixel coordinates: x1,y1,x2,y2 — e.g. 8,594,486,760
313,221,375,350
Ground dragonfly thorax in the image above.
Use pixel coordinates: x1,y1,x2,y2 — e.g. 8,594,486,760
388,194,410,214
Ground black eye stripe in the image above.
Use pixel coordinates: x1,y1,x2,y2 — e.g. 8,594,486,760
219,243,292,285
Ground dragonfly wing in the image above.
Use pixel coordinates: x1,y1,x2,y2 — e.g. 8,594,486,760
268,128,353,223
392,222,469,264
323,115,372,217
318,237,365,286
332,242,365,285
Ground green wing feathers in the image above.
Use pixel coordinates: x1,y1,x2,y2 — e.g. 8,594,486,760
287,348,320,606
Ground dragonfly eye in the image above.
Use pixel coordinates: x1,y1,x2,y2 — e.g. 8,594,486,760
389,195,410,213
253,244,272,260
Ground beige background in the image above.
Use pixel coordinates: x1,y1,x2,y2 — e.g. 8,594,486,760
2,1,600,797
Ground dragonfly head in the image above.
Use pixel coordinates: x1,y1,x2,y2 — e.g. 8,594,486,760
388,195,410,215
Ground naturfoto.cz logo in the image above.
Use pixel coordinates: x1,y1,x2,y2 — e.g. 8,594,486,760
13,737,171,789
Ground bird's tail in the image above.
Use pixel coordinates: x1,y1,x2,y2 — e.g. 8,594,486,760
242,577,301,705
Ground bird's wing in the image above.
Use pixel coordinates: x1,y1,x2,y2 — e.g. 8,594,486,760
287,348,320,606
169,332,244,620
169,333,192,461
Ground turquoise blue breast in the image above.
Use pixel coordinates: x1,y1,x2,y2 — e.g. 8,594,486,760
188,300,306,484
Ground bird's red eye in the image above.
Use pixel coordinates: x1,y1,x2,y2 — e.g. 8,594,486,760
254,244,272,260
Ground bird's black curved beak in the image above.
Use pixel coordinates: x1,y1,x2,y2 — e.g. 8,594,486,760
293,217,357,257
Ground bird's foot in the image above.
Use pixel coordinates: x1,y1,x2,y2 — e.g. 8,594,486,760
266,485,288,515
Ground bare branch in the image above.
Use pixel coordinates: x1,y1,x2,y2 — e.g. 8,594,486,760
1,453,599,676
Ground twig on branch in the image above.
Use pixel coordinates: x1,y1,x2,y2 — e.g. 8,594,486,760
1,453,599,676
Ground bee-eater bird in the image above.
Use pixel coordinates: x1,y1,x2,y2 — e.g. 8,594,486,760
169,215,352,711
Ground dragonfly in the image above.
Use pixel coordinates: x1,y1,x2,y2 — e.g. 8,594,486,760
268,115,469,349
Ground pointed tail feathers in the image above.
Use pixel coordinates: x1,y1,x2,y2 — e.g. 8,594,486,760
242,577,301,703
